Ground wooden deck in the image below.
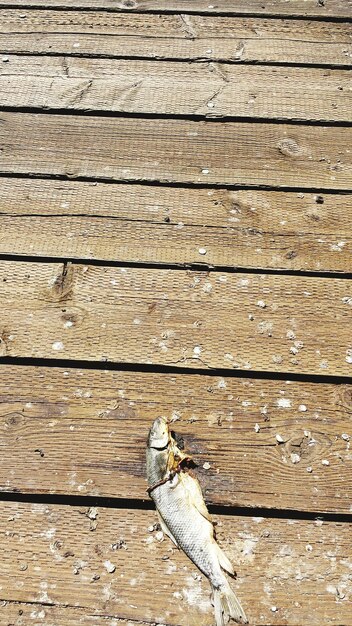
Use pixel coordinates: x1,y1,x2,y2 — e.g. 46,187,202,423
0,2,351,625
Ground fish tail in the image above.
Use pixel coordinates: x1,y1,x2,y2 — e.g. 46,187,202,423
213,581,248,625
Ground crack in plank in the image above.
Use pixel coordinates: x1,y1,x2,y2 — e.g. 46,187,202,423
179,13,198,40
61,56,69,78
64,79,93,106
111,79,144,107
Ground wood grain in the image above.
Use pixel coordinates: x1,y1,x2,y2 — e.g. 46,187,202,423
0,0,350,19
1,365,352,512
1,178,351,273
2,604,138,626
1,56,351,123
1,501,352,626
0,262,351,376
0,112,351,190
1,10,351,66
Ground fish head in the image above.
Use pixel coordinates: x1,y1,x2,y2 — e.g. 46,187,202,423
148,416,170,450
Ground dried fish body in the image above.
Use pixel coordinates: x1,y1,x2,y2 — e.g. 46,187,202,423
146,416,248,625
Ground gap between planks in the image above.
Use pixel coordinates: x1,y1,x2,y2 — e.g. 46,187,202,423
2,490,352,524
1,355,352,384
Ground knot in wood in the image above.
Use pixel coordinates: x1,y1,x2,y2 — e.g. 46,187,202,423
4,412,24,429
119,0,138,7
336,385,352,413
277,138,301,157
48,262,74,302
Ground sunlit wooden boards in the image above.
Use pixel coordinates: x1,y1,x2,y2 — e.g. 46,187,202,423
0,112,351,189
0,0,351,19
2,605,137,626
1,56,351,123
0,4,351,626
0,178,351,272
0,261,351,376
1,502,351,626
1,365,352,512
1,10,351,66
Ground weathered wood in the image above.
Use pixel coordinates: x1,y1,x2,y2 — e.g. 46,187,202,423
1,501,351,625
0,178,351,273
1,56,351,123
0,113,351,190
0,262,351,377
1,11,351,68
2,603,137,626
1,365,352,512
0,1,350,19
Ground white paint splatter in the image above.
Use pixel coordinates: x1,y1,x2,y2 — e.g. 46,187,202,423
181,576,211,613
290,453,301,464
52,341,64,351
330,241,346,252
277,398,291,408
104,560,116,573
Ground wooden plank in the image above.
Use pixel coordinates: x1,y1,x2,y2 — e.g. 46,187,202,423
1,501,351,625
0,262,351,377
1,365,352,512
1,10,351,67
1,56,351,123
0,113,351,190
2,604,137,626
0,1,351,19
1,178,351,273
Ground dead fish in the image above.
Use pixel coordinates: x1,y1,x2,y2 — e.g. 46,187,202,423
146,416,248,625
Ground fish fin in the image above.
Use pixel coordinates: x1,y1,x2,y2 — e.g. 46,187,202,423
182,473,213,523
213,582,248,625
214,542,235,576
213,589,226,626
157,512,179,548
